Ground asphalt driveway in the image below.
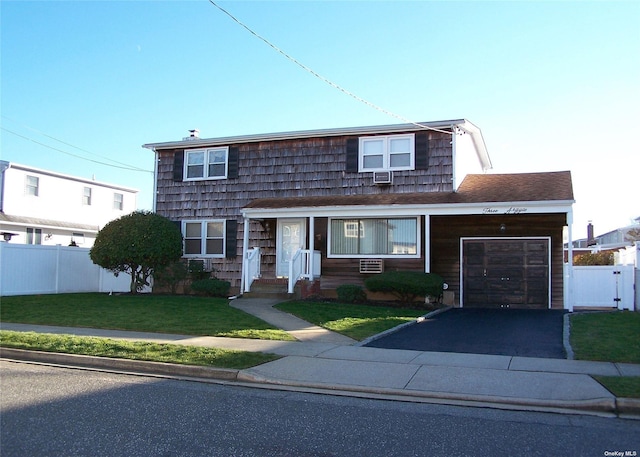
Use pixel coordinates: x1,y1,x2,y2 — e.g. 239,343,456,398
365,308,568,359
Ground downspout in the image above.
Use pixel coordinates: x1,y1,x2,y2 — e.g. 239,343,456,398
451,126,458,191
0,161,10,213
152,148,159,213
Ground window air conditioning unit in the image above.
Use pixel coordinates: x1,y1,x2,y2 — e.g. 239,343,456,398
373,171,392,185
359,259,384,274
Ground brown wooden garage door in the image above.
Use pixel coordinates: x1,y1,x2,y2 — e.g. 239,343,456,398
462,238,550,309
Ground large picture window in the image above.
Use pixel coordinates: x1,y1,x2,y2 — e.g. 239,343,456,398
359,134,415,172
183,220,225,257
185,147,228,180
330,218,419,257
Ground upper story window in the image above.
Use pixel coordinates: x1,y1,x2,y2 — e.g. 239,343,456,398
183,220,226,258
113,193,123,210
26,175,39,196
358,134,415,172
83,187,92,205
185,147,229,180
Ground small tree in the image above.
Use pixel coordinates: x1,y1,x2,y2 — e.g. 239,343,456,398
90,211,183,293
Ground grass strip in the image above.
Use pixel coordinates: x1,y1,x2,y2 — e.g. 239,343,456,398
0,331,280,370
275,301,428,341
570,312,640,364
0,293,294,341
594,376,640,399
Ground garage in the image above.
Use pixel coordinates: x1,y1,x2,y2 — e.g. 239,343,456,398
462,238,550,309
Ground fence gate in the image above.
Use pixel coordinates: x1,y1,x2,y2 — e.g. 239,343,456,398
570,265,635,310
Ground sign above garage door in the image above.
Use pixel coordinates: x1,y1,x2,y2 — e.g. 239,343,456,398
461,238,551,309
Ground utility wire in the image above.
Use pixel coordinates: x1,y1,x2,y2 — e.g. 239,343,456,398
206,0,453,136
1,127,153,173
1,115,151,173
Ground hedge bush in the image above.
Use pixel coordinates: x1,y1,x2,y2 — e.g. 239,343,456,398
336,284,367,304
574,251,614,266
190,278,231,297
364,271,444,304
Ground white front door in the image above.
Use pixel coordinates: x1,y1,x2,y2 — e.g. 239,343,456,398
276,218,306,277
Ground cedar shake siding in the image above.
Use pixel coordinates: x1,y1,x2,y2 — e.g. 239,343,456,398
146,120,573,309
153,131,453,287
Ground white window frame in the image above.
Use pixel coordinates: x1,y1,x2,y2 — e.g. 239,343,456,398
184,147,229,181
328,216,421,259
182,220,226,258
83,187,92,206
26,227,42,245
113,193,124,210
26,175,39,197
358,133,415,172
72,233,86,245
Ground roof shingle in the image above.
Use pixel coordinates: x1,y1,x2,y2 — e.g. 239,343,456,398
243,171,573,210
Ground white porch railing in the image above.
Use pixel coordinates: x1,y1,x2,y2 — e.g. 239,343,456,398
243,247,261,293
288,249,321,294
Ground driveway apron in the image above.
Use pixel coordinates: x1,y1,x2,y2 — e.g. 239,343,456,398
365,308,567,359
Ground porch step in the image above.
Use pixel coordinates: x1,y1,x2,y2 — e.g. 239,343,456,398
243,278,291,300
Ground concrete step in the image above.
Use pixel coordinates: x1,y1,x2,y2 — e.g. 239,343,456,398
243,279,291,300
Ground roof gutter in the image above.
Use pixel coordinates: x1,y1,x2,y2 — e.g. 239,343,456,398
142,119,467,150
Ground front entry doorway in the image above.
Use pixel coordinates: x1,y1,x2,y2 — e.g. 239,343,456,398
276,218,306,277
462,238,550,309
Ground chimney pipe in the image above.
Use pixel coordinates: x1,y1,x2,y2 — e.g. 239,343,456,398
587,222,595,246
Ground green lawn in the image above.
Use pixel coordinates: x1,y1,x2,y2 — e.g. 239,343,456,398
275,300,428,341
570,311,640,398
0,293,293,340
3,294,640,399
0,331,279,369
570,312,640,364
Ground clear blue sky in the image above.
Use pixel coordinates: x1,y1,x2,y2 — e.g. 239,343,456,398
2,1,638,239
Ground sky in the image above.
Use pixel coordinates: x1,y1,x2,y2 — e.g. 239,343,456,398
1,0,638,240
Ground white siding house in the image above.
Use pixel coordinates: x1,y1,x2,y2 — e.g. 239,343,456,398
0,161,138,247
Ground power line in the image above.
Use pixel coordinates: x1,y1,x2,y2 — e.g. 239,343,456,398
1,115,152,173
1,127,153,173
206,0,453,136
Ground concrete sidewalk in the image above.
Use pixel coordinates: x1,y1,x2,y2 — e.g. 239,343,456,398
2,297,640,416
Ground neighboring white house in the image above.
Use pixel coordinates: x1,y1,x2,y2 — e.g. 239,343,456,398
0,161,138,247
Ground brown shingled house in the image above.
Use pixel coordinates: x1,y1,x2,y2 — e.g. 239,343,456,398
144,120,574,309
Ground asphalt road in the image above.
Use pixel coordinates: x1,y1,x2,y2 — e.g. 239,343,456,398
366,308,568,358
2,361,639,457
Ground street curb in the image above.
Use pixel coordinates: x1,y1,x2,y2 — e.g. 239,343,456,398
236,371,620,417
3,347,639,418
0,348,239,381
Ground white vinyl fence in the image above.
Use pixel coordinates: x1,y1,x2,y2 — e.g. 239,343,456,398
566,265,635,311
0,243,135,296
